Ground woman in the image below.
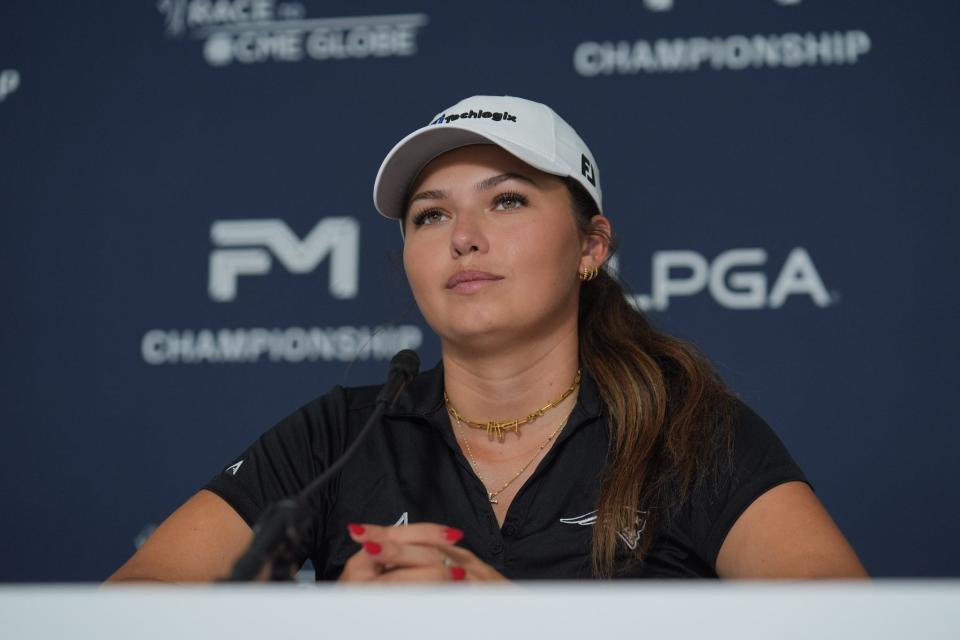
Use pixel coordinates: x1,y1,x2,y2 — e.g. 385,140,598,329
108,96,866,582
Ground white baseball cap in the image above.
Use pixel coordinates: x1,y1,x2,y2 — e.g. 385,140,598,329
373,95,602,221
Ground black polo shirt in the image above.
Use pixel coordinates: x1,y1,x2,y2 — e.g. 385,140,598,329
204,362,807,579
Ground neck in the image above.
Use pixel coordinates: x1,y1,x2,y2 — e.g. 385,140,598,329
441,324,580,428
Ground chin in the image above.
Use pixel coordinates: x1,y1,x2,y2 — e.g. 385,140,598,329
429,314,501,344
445,319,502,343
442,317,554,353
444,332,513,355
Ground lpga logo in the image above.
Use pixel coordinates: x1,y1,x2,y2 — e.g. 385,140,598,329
612,247,837,311
0,69,20,102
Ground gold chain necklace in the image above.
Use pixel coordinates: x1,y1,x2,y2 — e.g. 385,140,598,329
455,412,571,504
443,369,581,442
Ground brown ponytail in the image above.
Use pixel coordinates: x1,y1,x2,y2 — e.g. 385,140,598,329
564,178,737,577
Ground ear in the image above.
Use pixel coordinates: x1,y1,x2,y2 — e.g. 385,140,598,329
579,214,612,270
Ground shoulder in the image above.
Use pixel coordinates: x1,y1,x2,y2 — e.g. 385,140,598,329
724,399,807,489
614,397,811,577
299,382,381,424
246,384,379,450
280,359,445,441
696,399,809,564
200,376,405,527
709,406,866,577
675,397,804,516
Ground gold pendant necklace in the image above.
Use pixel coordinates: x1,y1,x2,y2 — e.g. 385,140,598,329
444,369,581,442
455,412,571,504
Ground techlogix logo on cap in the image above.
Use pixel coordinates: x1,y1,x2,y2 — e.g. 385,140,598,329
431,109,519,124
374,95,603,220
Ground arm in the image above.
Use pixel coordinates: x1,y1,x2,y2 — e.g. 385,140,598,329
105,490,253,583
715,481,867,578
107,392,345,583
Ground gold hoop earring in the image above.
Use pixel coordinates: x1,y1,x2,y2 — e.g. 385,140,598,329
578,266,599,282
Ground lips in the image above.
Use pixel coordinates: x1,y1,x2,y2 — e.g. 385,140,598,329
446,270,504,289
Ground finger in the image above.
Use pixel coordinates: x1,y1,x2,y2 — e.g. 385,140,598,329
346,522,464,546
410,542,477,566
338,546,386,582
422,544,483,567
364,539,459,570
400,544,509,583
372,565,467,584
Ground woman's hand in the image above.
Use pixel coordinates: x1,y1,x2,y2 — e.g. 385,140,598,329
338,523,508,583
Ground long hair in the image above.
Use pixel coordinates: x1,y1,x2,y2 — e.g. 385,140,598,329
563,177,737,577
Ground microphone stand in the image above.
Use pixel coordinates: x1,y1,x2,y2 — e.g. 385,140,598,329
225,350,420,582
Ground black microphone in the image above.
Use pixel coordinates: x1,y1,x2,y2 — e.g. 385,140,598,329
226,349,421,581
376,349,421,405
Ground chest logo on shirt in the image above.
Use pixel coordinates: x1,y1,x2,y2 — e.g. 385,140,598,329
559,509,648,550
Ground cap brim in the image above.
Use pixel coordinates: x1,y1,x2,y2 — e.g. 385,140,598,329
373,124,562,220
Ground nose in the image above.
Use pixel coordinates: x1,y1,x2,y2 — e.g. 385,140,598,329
450,212,489,258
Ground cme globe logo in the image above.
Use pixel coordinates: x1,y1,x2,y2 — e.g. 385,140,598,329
157,0,429,66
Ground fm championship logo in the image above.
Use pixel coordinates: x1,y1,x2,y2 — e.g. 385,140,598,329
141,217,423,366
157,0,429,67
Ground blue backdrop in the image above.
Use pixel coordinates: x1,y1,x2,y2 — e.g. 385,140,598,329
2,0,958,581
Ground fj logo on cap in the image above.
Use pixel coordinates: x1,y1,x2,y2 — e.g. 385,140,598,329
431,109,518,125
581,154,596,186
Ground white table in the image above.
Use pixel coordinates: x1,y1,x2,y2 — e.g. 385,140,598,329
3,582,959,639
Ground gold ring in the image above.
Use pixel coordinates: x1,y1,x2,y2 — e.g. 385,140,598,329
440,553,455,568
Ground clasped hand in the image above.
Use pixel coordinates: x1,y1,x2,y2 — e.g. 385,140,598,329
338,522,507,583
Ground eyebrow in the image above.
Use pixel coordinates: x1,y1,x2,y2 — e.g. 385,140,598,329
406,173,538,208
476,172,538,192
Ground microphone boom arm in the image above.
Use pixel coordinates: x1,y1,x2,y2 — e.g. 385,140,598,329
225,349,420,582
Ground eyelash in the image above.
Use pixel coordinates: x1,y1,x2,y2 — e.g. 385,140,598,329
410,192,530,227
495,192,529,210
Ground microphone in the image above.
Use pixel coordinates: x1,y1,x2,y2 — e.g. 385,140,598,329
376,349,420,405
226,349,421,581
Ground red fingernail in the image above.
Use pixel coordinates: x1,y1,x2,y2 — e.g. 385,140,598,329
450,567,466,581
444,527,464,542
347,523,365,535
363,541,382,555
